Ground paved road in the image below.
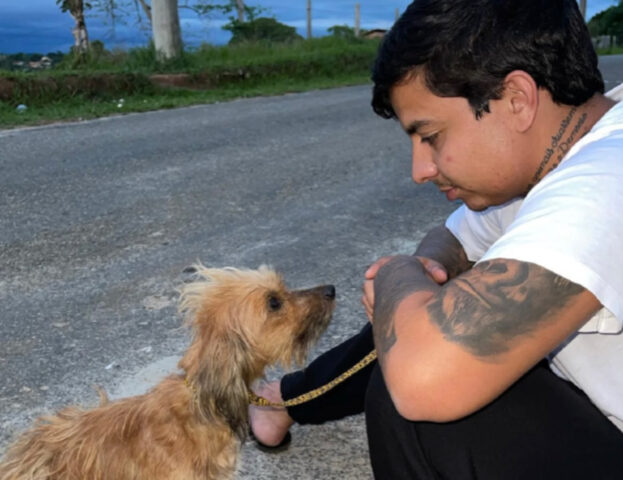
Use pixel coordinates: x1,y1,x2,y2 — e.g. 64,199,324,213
0,84,455,477
1,56,622,478
598,54,623,90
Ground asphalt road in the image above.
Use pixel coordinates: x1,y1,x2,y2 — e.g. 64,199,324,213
1,55,623,478
0,83,456,478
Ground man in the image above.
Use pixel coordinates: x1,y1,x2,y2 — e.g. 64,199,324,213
250,0,623,477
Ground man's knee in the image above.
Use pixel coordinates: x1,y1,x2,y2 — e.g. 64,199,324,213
364,364,394,422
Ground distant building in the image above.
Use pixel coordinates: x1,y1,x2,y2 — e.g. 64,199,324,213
25,56,53,70
593,35,617,49
363,29,387,39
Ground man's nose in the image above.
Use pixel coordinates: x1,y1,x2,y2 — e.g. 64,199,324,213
411,141,437,184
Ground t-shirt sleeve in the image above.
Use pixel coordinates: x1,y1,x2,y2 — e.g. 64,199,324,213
481,136,623,333
445,200,523,262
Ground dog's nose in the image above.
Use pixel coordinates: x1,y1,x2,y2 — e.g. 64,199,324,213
324,285,336,299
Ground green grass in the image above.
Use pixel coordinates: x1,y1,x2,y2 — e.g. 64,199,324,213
58,36,376,72
596,46,623,55
0,72,371,128
0,37,379,128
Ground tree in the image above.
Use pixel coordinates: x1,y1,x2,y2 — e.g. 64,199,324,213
86,0,268,59
224,17,302,44
151,0,183,60
57,0,92,55
186,0,265,22
588,1,623,46
91,0,183,60
328,25,357,40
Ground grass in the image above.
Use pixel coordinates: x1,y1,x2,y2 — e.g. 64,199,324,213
0,37,379,128
0,72,371,128
62,36,376,72
596,46,623,55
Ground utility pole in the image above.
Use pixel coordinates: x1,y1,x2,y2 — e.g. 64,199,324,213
236,0,244,22
395,7,400,22
355,3,361,37
579,0,587,19
307,0,312,39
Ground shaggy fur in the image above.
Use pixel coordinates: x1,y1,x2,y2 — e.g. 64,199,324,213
0,266,335,480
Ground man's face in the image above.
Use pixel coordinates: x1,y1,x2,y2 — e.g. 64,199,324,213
390,74,531,211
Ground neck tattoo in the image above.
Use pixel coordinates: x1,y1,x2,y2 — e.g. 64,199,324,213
526,107,589,192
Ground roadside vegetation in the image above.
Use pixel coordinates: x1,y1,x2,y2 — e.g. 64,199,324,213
589,2,623,56
0,32,380,129
596,46,623,55
4,0,619,130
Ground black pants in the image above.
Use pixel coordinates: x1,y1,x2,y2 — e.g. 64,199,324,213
281,324,623,479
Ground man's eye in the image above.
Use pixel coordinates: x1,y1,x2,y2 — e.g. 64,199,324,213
421,133,439,146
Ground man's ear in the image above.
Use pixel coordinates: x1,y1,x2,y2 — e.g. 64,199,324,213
502,70,539,133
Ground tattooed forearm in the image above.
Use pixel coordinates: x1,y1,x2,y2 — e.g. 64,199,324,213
373,256,438,357
414,225,474,279
427,259,584,357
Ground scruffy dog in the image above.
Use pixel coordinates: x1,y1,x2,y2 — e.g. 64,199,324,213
0,265,335,480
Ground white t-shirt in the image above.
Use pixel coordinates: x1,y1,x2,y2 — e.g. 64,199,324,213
445,97,623,431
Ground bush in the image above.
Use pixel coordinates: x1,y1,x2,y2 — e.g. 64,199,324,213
328,25,358,40
0,71,154,105
588,3,623,46
0,36,381,108
224,17,303,44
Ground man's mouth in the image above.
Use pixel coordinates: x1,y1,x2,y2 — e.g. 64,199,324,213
438,185,459,201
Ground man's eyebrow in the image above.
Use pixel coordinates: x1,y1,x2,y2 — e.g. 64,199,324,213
403,119,432,136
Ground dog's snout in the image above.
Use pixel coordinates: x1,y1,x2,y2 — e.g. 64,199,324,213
324,285,336,299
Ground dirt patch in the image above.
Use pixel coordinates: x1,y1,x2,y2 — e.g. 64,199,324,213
149,71,250,90
0,72,240,103
0,77,15,102
1,73,154,104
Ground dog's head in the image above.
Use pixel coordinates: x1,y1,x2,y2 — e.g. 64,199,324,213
177,265,335,436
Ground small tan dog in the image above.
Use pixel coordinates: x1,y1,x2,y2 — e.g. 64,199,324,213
0,265,335,480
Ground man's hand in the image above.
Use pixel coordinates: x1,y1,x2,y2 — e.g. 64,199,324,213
362,255,447,321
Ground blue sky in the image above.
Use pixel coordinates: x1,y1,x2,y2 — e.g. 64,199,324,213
0,0,618,54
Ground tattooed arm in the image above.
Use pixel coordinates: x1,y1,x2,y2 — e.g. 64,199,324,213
362,224,473,319
372,256,601,422
412,224,474,280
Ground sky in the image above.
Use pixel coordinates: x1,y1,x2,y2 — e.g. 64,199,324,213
0,0,618,55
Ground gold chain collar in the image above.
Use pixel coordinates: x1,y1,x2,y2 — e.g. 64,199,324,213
184,350,378,409
247,349,378,408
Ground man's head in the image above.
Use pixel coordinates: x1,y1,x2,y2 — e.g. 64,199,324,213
372,0,603,120
371,0,605,211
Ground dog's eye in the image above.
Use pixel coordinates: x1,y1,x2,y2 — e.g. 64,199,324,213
268,295,282,312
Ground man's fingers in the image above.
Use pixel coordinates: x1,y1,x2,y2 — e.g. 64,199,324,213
429,265,448,283
362,279,375,322
361,294,373,321
416,257,449,284
365,256,394,279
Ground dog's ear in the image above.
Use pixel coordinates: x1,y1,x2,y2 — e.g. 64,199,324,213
195,329,261,439
177,266,268,437
181,312,265,439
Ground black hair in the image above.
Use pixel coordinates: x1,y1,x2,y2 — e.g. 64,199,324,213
371,0,604,119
